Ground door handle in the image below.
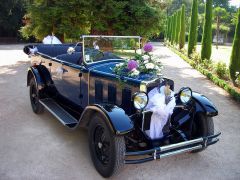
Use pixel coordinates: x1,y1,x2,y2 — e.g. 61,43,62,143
62,68,68,73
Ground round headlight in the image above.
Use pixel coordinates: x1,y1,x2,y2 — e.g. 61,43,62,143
133,92,148,110
180,87,192,104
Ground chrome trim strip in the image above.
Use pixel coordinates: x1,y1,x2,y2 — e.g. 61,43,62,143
160,138,203,152
160,145,203,159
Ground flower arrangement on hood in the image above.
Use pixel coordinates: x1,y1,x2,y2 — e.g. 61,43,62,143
113,43,163,77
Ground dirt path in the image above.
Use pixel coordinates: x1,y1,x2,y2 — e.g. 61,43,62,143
0,44,239,179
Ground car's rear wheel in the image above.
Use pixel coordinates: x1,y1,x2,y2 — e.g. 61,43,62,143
88,114,125,178
29,78,44,114
191,113,214,153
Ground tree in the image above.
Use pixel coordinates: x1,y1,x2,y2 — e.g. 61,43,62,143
171,13,176,45
213,0,229,8
229,8,240,86
21,0,167,41
20,0,90,41
179,4,186,49
169,16,173,42
213,7,229,49
164,17,169,41
175,10,181,44
0,0,26,37
201,0,213,60
188,0,198,56
171,14,175,45
167,17,170,40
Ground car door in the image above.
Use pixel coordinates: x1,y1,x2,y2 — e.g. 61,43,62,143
50,58,82,106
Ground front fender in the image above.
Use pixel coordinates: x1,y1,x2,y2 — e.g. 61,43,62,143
192,92,218,117
79,104,134,135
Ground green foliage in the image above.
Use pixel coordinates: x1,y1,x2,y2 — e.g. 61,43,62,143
213,0,229,9
179,5,185,49
188,0,198,56
175,10,181,44
21,0,166,41
167,17,170,40
212,24,230,33
213,7,230,48
172,13,177,44
215,62,229,80
0,0,26,37
20,0,90,41
229,8,240,86
201,0,213,60
171,15,175,45
170,46,240,102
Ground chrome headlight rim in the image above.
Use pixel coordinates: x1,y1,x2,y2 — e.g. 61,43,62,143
179,87,192,104
132,91,149,110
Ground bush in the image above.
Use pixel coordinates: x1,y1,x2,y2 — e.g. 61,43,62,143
215,62,229,80
168,45,240,102
202,59,213,70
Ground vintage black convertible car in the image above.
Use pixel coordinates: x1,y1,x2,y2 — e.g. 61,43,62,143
24,35,220,178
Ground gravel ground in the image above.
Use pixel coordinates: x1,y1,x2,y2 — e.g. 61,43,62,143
0,43,239,180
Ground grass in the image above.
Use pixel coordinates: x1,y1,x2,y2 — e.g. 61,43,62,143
184,43,232,65
169,45,240,102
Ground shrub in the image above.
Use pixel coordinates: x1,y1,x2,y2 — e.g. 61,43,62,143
202,59,213,70
201,0,213,60
215,62,229,80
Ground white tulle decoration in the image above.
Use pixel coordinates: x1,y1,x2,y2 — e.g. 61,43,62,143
42,35,62,44
145,86,176,139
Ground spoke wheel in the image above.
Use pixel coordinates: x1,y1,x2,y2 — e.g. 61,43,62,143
29,78,44,114
94,125,110,165
88,114,125,178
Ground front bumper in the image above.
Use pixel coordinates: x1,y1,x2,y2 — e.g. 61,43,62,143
124,132,221,164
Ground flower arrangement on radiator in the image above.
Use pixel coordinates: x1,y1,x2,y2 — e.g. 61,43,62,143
113,43,163,78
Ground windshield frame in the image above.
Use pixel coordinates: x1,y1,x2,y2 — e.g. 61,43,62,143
81,35,142,66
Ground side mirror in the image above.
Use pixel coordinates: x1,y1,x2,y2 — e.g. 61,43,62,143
179,87,192,104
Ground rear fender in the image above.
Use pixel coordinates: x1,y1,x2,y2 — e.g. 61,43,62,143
192,92,218,117
27,65,52,88
79,104,134,135
27,67,44,90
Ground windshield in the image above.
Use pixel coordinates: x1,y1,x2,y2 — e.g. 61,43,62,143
82,35,141,64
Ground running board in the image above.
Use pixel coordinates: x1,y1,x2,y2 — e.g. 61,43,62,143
39,98,78,128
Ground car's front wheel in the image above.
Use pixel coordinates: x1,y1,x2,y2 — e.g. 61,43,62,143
191,113,214,153
88,114,125,178
29,78,44,114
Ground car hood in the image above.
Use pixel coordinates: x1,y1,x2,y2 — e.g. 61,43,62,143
88,61,161,86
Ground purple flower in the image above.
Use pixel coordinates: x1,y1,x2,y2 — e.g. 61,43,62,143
127,60,138,71
143,43,153,52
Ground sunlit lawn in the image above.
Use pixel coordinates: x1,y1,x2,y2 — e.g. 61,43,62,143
184,43,232,65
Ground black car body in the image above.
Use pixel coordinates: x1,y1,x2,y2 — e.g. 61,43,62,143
24,35,220,177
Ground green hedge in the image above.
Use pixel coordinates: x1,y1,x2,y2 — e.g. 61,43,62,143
169,47,240,102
